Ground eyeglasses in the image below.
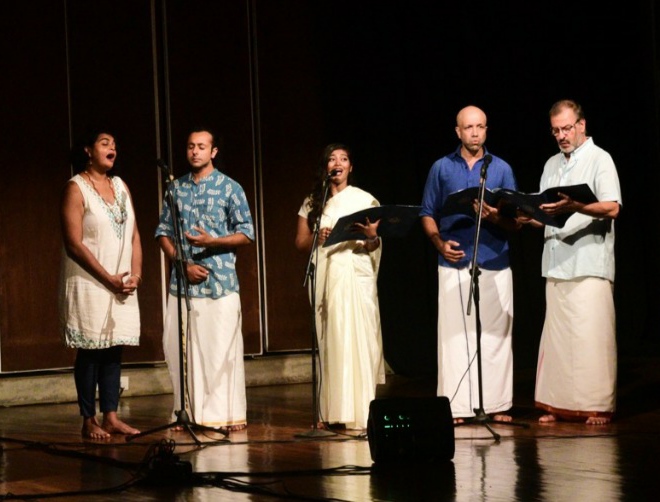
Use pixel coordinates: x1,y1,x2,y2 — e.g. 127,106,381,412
550,121,580,137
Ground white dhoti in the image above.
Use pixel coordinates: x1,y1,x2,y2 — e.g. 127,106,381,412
535,277,616,419
163,292,246,428
437,266,513,417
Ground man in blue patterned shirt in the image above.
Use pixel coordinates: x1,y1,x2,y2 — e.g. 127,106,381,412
156,127,254,431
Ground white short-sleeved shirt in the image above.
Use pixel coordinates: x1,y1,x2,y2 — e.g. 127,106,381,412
540,137,622,282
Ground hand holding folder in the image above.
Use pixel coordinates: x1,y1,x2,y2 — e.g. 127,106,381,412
440,184,598,228
323,205,422,247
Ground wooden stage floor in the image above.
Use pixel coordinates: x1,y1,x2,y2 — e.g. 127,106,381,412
1,361,659,501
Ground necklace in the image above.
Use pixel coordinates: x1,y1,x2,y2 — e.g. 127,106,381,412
83,171,127,224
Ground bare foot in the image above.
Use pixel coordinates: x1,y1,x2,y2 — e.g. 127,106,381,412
101,412,140,435
227,423,247,432
453,418,464,425
492,414,513,422
586,416,611,425
171,425,184,432
539,414,556,424
82,417,111,439
314,422,346,431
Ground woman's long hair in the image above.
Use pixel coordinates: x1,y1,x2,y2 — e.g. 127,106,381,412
306,143,355,231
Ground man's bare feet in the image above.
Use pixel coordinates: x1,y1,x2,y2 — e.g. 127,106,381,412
586,416,611,425
82,416,111,439
539,414,556,424
492,414,513,422
101,412,140,435
227,423,247,432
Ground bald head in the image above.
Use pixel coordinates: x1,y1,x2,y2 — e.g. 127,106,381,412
456,106,487,128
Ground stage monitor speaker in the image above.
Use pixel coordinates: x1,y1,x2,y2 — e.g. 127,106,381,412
367,396,454,463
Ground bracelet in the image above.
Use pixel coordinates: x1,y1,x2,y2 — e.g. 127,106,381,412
130,274,142,284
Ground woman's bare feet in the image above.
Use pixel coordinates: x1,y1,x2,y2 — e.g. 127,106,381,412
539,414,556,424
586,416,611,425
101,411,140,435
492,414,513,422
82,416,111,439
453,418,465,425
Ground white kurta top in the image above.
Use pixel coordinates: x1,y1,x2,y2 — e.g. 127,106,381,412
59,174,140,349
299,186,385,429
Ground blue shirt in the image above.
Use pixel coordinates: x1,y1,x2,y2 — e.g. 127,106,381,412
155,168,255,299
420,147,517,270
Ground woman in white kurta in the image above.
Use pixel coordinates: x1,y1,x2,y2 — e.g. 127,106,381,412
60,129,142,439
295,144,385,430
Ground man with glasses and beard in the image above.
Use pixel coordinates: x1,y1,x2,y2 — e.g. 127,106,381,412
524,100,621,425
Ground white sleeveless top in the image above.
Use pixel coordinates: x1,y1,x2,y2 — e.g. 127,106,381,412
59,174,140,349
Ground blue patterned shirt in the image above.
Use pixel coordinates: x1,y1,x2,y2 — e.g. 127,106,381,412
155,168,254,299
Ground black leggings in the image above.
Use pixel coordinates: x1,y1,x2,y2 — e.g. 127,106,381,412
74,346,123,418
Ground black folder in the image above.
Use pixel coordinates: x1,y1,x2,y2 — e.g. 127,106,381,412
439,187,499,219
440,183,598,228
323,205,422,247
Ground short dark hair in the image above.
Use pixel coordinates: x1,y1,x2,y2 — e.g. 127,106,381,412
549,99,585,121
188,126,219,149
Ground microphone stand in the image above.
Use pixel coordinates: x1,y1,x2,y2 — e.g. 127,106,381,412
295,175,336,439
458,156,528,441
128,163,228,444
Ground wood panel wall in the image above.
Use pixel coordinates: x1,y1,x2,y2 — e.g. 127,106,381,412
0,2,72,371
255,1,324,351
0,0,324,372
161,0,263,354
66,1,164,364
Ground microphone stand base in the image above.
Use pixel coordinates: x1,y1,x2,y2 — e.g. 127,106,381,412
294,427,338,439
454,408,529,442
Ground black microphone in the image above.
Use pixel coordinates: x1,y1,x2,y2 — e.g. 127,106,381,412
480,154,492,180
325,169,340,180
157,159,173,181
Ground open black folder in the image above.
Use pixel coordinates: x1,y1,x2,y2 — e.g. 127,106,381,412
440,183,598,228
323,205,422,247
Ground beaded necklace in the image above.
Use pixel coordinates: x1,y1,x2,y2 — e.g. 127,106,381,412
83,171,127,224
